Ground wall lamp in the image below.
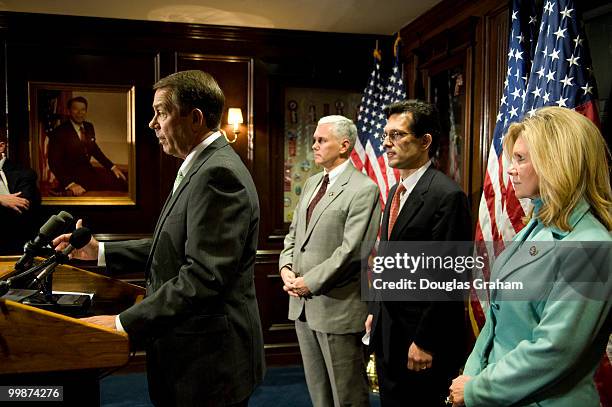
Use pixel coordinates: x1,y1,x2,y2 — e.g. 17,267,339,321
226,107,243,143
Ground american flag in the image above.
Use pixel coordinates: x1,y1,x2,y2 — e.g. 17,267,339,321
351,50,406,206
523,0,599,118
471,0,538,329
471,0,609,404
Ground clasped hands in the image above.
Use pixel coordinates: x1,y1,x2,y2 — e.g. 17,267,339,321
447,375,471,406
280,267,311,297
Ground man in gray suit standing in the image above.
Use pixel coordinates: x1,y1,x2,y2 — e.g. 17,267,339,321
54,70,264,407
279,115,381,407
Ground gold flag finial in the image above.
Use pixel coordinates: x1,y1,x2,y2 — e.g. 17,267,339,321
373,40,382,61
393,34,402,58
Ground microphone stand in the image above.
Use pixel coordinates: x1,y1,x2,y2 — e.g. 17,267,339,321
2,251,91,316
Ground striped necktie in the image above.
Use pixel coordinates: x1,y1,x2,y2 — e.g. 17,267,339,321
387,183,406,239
306,174,329,227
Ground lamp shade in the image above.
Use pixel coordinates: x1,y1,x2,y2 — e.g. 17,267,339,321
228,108,244,125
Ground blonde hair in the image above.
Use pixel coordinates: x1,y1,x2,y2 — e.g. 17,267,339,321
503,106,612,231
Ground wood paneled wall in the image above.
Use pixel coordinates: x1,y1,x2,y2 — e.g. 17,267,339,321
1,1,608,367
0,11,391,364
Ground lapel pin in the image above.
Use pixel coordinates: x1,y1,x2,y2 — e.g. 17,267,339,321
529,246,538,256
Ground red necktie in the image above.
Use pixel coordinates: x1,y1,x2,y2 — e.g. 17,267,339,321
79,126,86,142
388,183,406,239
306,174,329,227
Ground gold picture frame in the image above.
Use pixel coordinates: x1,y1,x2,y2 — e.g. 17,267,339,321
28,82,136,205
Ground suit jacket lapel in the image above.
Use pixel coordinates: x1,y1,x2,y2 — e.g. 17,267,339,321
303,165,353,240
151,193,173,243
2,160,16,191
145,137,228,273
389,167,434,240
381,184,395,241
493,222,555,281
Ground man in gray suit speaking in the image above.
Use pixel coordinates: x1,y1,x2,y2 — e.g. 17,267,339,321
54,70,264,407
279,115,381,407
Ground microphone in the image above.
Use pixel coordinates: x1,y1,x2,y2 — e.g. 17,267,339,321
34,211,76,259
13,213,73,271
47,226,92,265
0,227,91,297
57,211,75,233
26,227,92,290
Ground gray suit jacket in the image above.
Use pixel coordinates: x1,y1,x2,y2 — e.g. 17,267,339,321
279,163,381,334
105,137,264,406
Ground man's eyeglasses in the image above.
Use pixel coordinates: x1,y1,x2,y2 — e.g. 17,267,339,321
379,130,414,143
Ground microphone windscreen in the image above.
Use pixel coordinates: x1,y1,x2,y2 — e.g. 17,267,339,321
69,227,92,249
39,215,66,239
57,211,75,232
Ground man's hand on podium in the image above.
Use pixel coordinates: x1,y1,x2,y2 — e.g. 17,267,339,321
81,315,117,330
53,219,99,261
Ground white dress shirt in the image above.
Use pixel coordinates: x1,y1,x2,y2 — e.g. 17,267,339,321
396,160,432,211
307,159,351,206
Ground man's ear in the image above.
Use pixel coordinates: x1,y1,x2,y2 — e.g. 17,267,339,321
339,138,351,155
421,133,432,151
191,108,206,129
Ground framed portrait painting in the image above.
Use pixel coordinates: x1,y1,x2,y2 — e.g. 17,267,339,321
28,82,136,205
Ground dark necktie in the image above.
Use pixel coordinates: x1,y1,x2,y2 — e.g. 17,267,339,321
79,126,86,142
306,174,329,227
388,183,406,239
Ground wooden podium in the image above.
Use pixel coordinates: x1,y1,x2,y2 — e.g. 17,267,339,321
0,256,145,406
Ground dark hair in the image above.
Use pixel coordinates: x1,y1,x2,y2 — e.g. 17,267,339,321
153,70,225,130
383,99,441,157
67,96,88,110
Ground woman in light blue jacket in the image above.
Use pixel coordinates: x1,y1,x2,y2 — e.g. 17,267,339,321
449,107,612,406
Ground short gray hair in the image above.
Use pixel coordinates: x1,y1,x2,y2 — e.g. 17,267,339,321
318,115,357,152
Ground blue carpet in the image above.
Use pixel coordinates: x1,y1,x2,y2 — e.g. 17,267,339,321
101,366,380,406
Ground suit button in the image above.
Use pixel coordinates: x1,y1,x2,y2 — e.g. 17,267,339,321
491,303,500,310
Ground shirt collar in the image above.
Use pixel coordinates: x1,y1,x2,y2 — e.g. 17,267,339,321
324,159,350,185
0,156,5,170
178,131,222,177
399,160,431,195
71,120,84,133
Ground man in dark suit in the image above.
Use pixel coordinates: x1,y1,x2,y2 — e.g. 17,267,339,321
54,70,264,406
0,131,40,254
48,96,127,196
365,100,472,406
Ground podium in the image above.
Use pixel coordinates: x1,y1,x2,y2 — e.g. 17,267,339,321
0,256,145,406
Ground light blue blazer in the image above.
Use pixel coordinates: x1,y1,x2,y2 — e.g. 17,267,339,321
464,199,611,406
